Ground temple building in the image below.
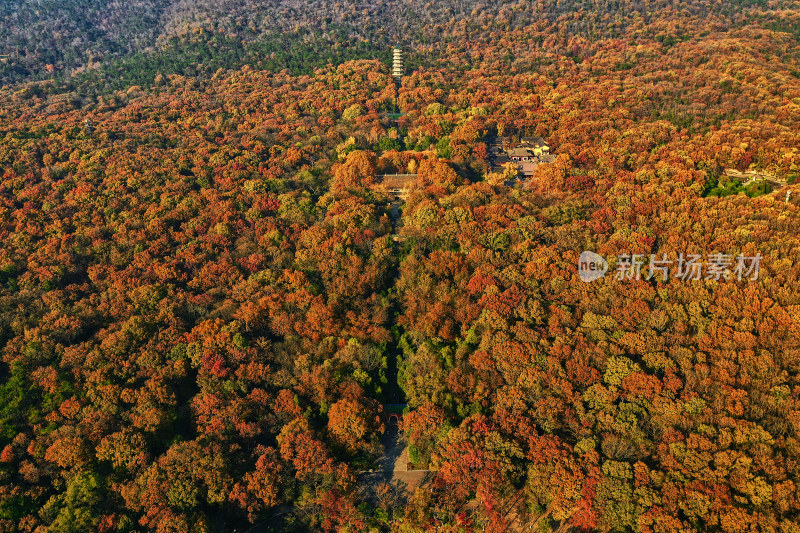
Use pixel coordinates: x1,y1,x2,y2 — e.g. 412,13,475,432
487,136,555,177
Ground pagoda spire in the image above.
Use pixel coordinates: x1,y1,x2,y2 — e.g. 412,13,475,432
392,46,404,79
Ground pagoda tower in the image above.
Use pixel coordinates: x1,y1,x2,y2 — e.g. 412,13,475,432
392,46,404,79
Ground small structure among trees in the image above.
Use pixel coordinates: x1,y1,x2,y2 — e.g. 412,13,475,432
487,135,555,176
370,173,417,200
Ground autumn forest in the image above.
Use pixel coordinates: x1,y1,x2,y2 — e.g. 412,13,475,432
1,0,800,532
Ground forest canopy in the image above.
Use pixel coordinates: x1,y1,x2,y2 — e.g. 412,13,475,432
0,0,799,532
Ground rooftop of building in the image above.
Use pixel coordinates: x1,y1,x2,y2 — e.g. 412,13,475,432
507,148,533,157
520,136,547,146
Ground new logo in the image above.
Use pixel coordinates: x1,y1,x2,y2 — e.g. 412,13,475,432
579,251,608,282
